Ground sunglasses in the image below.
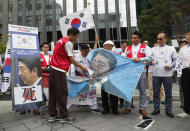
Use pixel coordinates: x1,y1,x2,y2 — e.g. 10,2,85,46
157,38,163,41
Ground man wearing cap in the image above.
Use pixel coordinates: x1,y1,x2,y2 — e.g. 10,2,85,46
124,31,152,116
101,40,119,115
67,44,100,113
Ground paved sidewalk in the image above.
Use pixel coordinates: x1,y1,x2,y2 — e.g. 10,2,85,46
0,100,189,131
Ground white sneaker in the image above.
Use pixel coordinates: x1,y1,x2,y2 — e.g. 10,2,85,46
60,117,75,124
177,112,190,118
48,116,60,123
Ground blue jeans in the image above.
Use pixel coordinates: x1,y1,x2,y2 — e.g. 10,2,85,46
153,76,172,111
125,72,147,109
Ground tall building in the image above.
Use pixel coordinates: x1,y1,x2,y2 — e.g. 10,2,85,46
1,0,138,48
0,0,3,34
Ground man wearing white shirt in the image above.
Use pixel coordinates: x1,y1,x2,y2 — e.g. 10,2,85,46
177,32,190,118
151,32,177,118
124,31,152,116
148,43,165,104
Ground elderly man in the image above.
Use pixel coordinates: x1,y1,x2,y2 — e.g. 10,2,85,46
99,40,119,115
151,32,177,118
177,32,190,118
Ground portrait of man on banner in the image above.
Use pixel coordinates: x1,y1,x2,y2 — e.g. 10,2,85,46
13,57,44,112
91,49,117,77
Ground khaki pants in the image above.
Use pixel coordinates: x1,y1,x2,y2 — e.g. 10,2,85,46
148,72,165,100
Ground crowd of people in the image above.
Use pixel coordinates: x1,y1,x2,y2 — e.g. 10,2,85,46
0,27,190,124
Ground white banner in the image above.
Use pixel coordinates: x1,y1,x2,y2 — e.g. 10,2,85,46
8,24,38,34
59,8,95,37
14,85,43,105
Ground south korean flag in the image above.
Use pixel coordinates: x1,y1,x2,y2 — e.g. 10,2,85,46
59,8,95,37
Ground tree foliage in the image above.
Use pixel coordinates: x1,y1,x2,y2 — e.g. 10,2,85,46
138,0,190,47
0,35,6,54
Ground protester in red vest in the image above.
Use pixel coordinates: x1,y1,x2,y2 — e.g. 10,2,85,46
40,42,52,100
48,27,88,123
40,42,52,72
124,31,152,116
118,42,128,57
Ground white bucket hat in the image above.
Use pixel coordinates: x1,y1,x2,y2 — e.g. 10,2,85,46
103,40,115,46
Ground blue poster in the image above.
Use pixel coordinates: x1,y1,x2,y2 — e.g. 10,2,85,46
68,49,145,102
9,24,44,112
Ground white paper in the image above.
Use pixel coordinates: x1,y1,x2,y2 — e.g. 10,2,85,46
14,85,43,105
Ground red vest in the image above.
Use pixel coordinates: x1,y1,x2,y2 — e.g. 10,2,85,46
50,37,71,72
40,53,52,68
126,44,146,59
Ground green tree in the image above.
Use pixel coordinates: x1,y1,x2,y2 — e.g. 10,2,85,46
0,35,6,54
138,0,190,46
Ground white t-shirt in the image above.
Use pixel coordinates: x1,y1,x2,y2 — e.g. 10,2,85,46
120,51,127,57
42,52,49,66
127,43,151,72
65,41,73,56
74,53,90,76
151,45,177,77
132,43,141,59
178,44,190,69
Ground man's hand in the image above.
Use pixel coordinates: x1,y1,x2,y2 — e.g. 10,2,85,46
133,58,140,63
165,66,172,70
95,36,99,42
80,65,88,73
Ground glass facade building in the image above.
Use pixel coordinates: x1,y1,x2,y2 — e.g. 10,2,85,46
1,0,138,47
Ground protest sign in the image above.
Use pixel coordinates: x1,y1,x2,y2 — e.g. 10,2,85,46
67,49,145,102
8,24,43,112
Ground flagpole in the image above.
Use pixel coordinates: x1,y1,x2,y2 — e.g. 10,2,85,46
94,27,100,48
86,6,100,48
77,38,80,50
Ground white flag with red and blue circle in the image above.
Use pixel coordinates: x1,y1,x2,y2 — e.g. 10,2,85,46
59,8,95,37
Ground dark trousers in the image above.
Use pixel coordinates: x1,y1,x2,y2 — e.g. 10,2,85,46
120,98,124,104
48,67,69,118
153,76,172,111
181,68,190,114
101,89,118,112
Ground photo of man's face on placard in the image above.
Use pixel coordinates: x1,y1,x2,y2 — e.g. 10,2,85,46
17,57,42,86
91,50,117,76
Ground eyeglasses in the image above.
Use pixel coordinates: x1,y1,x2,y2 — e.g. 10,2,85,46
157,38,163,41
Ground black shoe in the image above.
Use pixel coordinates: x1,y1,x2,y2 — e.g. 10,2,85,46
161,100,165,105
112,110,119,115
102,110,110,115
180,103,184,108
119,103,124,108
131,104,135,109
151,109,160,115
166,111,174,118
148,100,153,104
